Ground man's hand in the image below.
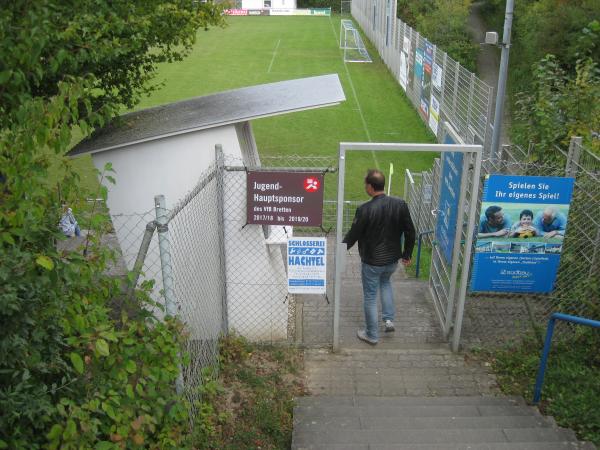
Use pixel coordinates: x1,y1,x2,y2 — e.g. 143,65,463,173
544,230,558,239
493,228,510,237
401,258,411,266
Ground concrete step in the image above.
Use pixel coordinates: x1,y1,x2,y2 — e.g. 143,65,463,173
293,404,544,418
293,414,552,431
295,395,525,407
292,427,577,446
295,443,597,450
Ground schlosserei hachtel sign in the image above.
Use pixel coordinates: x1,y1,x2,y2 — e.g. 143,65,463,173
246,171,324,227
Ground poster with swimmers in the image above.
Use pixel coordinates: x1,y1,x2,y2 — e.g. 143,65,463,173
470,174,574,293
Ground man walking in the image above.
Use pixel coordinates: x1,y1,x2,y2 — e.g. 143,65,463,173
343,169,416,345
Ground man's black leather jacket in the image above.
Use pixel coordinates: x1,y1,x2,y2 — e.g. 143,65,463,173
343,194,416,266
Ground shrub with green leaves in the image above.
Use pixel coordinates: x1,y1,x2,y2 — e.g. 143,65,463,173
491,331,600,446
396,0,477,71
0,1,225,448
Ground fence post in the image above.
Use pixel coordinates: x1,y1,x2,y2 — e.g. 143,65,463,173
154,194,183,394
452,60,460,119
155,195,177,317
485,86,495,160
126,221,157,300
215,145,229,335
466,72,475,136
440,52,448,132
565,136,583,178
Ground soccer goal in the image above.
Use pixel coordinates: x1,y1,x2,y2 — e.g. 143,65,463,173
339,19,372,63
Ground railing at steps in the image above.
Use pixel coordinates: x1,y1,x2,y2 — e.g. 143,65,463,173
533,312,600,404
415,230,434,278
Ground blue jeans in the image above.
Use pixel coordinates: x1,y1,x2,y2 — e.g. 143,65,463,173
361,262,398,341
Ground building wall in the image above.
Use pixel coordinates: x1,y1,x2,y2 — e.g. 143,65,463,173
91,127,242,215
241,0,296,9
90,124,289,342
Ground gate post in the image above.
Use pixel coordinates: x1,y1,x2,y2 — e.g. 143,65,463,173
452,148,483,352
333,146,347,352
215,145,229,335
565,136,582,178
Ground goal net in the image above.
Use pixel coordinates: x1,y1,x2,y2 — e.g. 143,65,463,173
339,19,372,63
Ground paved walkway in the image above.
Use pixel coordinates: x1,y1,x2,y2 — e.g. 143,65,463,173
302,247,500,397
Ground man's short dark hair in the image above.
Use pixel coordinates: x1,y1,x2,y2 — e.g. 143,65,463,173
485,205,502,219
365,169,385,191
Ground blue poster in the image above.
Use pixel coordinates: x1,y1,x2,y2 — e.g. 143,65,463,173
414,48,424,87
435,134,463,264
418,41,433,119
471,175,575,293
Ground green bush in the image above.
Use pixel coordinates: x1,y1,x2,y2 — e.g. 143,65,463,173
0,1,226,448
397,0,477,71
491,331,600,446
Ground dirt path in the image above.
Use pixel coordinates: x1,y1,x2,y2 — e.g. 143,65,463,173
467,1,511,145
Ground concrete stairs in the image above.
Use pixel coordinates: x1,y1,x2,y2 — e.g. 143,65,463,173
292,395,597,449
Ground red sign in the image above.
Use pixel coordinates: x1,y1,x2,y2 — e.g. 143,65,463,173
224,8,248,15
247,171,324,226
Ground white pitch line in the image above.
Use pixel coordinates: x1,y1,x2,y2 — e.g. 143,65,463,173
328,16,379,169
267,39,281,73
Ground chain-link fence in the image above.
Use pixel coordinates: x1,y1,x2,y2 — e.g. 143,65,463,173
406,138,600,349
107,153,342,417
104,136,598,414
351,0,494,155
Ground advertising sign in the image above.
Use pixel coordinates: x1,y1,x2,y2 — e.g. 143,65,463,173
224,8,248,15
435,132,463,264
287,237,327,294
414,48,424,88
399,51,408,90
403,36,411,54
269,8,295,15
432,62,443,91
420,40,433,119
248,9,269,15
309,8,331,15
399,37,411,91
428,95,440,135
247,171,324,226
471,175,575,293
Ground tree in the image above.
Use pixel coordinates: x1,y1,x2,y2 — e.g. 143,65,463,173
1,0,226,127
0,1,225,448
513,53,600,160
396,0,477,71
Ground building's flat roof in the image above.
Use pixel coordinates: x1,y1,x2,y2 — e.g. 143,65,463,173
69,74,345,156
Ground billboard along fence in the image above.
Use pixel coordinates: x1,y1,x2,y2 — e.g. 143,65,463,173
352,0,494,155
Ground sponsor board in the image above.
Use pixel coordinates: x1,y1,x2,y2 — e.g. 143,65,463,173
247,171,324,227
471,175,575,293
224,8,248,15
287,237,327,294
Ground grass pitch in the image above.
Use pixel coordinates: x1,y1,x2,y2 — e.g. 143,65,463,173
73,15,436,201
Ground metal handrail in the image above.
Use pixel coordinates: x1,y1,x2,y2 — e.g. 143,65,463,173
532,312,600,404
415,230,434,278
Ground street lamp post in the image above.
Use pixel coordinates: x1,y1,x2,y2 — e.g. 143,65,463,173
490,0,515,160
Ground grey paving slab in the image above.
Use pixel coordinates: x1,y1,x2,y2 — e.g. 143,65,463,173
294,415,551,431
303,346,499,397
294,427,558,445
293,240,595,450
367,444,595,450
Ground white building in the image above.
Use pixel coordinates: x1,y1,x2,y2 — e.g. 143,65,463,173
69,74,345,342
241,0,296,10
